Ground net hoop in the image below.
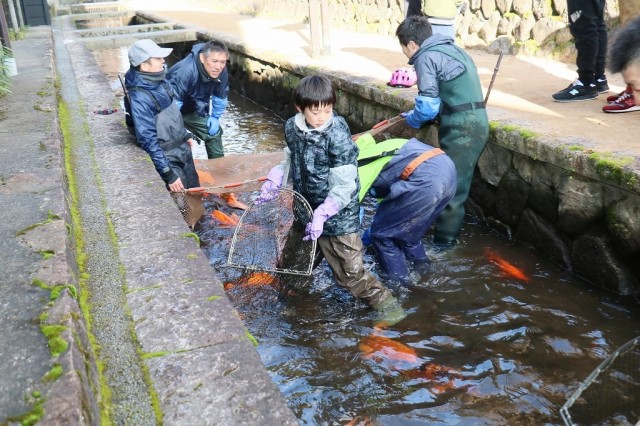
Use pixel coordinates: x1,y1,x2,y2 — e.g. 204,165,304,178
226,188,317,276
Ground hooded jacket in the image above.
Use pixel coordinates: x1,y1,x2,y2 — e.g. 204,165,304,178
284,113,360,236
166,43,229,118
124,67,187,176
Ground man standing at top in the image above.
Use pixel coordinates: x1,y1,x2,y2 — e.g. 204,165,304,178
395,15,489,247
167,40,230,159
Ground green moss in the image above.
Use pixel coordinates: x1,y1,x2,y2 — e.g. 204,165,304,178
15,211,61,236
183,232,200,246
43,364,64,383
245,330,258,347
207,295,221,302
566,145,585,151
187,253,198,259
588,152,637,187
40,250,55,259
5,399,44,425
141,351,171,360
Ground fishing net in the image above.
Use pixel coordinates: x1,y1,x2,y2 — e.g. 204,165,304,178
175,152,285,228
560,335,640,426
227,188,316,276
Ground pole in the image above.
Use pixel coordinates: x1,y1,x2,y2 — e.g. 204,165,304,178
0,2,12,49
309,0,321,57
484,51,504,105
6,0,19,32
13,0,24,29
320,0,331,55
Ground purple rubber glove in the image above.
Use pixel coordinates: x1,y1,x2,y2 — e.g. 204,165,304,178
303,197,341,241
257,166,284,203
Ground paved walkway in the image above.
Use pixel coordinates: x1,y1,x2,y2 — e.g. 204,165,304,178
138,8,640,159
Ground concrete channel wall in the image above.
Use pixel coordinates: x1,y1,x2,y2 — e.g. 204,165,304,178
51,15,298,425
133,10,640,298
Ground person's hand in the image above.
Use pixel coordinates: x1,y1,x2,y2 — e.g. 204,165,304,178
168,177,184,192
186,138,194,147
400,111,421,129
207,116,220,135
361,228,372,246
256,166,284,203
303,197,340,241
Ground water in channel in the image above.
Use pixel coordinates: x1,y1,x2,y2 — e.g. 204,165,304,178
96,47,640,425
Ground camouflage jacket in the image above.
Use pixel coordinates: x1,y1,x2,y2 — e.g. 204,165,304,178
284,113,360,236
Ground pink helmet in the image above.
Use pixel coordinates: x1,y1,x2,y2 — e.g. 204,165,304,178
388,67,417,88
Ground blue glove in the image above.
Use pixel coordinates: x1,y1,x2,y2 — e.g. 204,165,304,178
207,116,220,135
361,228,372,246
401,110,422,129
174,100,183,110
303,197,341,241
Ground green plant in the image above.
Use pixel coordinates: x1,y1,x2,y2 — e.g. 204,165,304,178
0,46,13,97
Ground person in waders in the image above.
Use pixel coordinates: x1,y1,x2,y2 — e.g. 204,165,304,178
356,134,457,283
259,74,407,326
166,40,229,160
395,15,489,247
124,39,199,191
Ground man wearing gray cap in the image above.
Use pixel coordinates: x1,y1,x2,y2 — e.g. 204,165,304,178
124,39,199,191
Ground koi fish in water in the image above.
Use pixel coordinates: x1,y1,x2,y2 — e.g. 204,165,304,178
220,192,249,211
211,209,240,227
196,169,215,186
485,247,529,283
401,362,464,394
358,334,419,365
224,271,279,290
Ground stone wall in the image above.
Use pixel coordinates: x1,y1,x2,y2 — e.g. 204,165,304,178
184,0,623,62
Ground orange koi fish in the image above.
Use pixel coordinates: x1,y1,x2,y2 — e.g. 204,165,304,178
220,192,249,210
211,209,239,227
358,335,419,365
485,247,529,283
344,415,374,426
224,271,279,290
401,362,463,394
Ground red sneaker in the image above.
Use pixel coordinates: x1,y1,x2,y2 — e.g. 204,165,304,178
602,91,640,113
606,89,626,103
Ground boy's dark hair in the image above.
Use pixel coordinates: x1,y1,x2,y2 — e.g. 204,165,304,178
396,15,433,47
293,74,336,110
200,40,229,58
608,16,640,74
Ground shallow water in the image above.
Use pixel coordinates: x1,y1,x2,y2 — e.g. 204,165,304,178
95,46,640,426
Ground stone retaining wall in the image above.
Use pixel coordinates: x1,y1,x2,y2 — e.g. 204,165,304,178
157,0,625,62
137,10,640,299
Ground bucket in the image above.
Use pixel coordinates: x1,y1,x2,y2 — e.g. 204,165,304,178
2,57,18,77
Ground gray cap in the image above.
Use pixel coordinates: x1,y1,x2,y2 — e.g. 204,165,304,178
128,39,173,66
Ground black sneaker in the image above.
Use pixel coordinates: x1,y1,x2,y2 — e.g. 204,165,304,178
552,81,598,102
596,76,609,93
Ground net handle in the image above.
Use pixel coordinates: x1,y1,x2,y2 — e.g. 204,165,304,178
181,176,268,194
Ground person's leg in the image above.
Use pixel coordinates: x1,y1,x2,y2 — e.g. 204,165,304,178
372,236,409,283
182,111,224,159
594,0,608,81
318,234,392,307
568,0,600,86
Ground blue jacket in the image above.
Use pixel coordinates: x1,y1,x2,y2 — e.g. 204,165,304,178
166,43,229,117
124,68,183,175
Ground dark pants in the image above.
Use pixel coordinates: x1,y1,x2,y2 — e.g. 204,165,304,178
567,0,607,85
